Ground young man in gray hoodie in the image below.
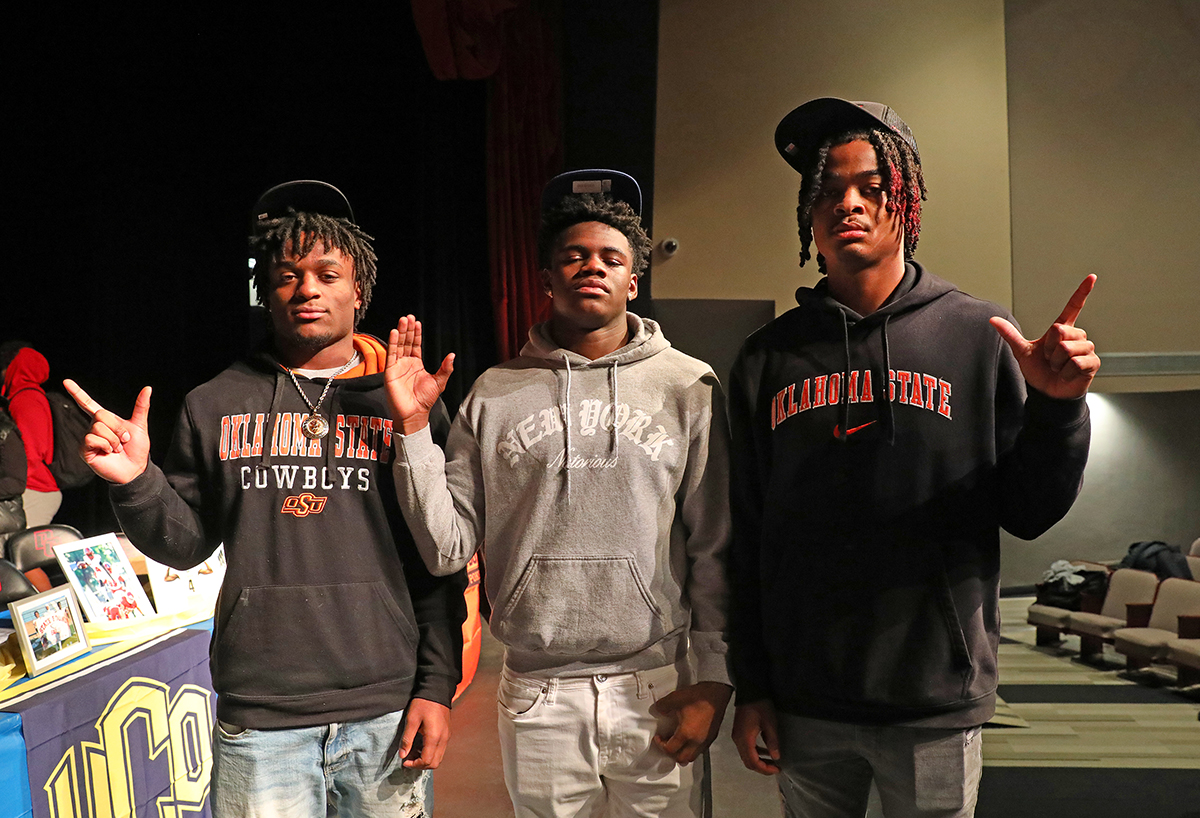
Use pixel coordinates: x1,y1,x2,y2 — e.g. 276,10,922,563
386,169,733,817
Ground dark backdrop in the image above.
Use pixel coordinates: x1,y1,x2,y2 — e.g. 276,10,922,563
10,7,493,533
8,3,660,535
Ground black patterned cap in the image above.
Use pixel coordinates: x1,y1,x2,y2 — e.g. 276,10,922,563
775,98,920,175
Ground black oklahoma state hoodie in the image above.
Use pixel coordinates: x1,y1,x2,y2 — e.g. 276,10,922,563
110,335,466,729
728,263,1089,728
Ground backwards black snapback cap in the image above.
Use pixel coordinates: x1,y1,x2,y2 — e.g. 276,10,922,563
251,180,355,225
775,98,920,175
540,169,642,217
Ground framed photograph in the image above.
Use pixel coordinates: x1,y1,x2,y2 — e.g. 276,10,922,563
7,586,91,677
53,533,156,622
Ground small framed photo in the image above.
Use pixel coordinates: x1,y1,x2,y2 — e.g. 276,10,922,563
54,533,156,623
7,586,91,677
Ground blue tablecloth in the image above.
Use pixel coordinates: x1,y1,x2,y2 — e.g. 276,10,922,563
1,625,214,818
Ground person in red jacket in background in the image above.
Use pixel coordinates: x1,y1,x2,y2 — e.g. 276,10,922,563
0,343,59,525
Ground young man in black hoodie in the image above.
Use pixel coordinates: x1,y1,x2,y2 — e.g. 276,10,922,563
728,99,1099,817
64,181,466,817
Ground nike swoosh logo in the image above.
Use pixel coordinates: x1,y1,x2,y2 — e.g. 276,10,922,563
833,421,876,438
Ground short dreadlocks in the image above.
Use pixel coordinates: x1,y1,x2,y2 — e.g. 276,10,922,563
249,210,378,325
797,127,927,274
538,193,653,277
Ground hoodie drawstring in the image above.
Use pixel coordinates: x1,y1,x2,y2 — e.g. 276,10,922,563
837,311,851,442
562,358,574,503
609,360,619,457
879,314,896,445
257,369,289,472
555,356,624,502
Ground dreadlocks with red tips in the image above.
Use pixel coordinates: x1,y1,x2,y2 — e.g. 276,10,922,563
796,127,927,274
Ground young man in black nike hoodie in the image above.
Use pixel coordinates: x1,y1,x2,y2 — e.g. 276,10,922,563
65,181,466,818
728,100,1100,817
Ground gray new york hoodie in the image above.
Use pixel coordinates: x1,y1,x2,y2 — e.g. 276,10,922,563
395,314,732,682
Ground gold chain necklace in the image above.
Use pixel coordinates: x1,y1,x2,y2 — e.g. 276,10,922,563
285,353,358,440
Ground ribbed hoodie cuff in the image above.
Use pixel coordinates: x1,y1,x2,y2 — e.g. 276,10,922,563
396,422,440,462
411,674,458,708
694,647,733,687
108,461,167,506
1024,389,1089,429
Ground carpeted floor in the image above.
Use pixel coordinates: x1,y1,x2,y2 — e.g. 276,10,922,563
435,598,1200,816
975,597,1200,817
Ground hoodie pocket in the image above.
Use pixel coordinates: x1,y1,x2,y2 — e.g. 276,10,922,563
492,555,667,657
215,582,418,699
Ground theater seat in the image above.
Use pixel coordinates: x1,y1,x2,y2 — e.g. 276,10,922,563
1166,633,1200,687
1026,560,1111,646
1066,568,1159,659
1113,577,1200,670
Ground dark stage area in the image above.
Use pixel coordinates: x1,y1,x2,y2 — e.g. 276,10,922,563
11,5,659,536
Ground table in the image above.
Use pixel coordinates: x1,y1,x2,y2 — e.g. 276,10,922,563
1,627,214,818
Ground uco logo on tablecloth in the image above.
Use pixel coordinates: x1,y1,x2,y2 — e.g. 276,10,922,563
42,678,213,818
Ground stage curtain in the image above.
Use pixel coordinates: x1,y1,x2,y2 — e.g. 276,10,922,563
412,0,562,361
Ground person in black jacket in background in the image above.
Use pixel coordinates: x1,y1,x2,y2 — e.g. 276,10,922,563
0,399,27,548
728,99,1100,817
64,180,466,818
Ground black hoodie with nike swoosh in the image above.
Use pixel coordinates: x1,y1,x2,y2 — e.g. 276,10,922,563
728,262,1090,727
109,335,466,730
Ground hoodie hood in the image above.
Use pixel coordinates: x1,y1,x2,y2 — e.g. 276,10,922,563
791,262,957,444
250,333,390,473
2,347,49,399
794,261,957,324
517,313,671,501
520,313,671,367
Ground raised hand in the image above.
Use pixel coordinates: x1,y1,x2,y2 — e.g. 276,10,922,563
990,275,1100,400
62,379,152,485
385,315,455,435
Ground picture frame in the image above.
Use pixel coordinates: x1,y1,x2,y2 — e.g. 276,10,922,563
7,585,92,677
53,533,155,623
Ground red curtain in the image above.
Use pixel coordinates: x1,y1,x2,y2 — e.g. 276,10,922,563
411,0,562,361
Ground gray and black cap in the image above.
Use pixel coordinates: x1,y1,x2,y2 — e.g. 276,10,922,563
540,169,642,217
775,98,919,175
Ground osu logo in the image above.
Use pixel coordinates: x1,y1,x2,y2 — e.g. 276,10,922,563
281,493,329,517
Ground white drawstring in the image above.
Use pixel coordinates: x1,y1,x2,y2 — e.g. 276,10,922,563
562,357,573,503
610,360,619,456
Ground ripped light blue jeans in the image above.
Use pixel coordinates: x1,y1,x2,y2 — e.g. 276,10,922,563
211,709,432,817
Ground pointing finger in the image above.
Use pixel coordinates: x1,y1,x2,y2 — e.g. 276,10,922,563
63,379,107,418
1054,274,1097,327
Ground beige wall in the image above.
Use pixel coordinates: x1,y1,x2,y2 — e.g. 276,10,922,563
654,0,1200,391
1005,0,1200,392
654,1,1200,582
653,1,1013,314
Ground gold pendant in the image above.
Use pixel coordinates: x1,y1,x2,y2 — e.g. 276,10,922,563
301,414,329,440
